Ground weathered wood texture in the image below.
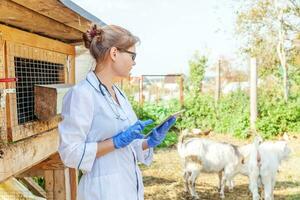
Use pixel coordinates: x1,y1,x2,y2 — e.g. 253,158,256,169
250,58,257,132
1,26,75,142
0,0,82,43
35,84,72,121
0,24,75,55
10,0,93,32
18,177,47,198
0,129,59,182
0,40,7,143
45,168,76,200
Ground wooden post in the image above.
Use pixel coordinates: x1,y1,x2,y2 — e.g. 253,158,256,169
250,57,257,132
215,60,221,105
45,170,54,200
45,168,76,200
68,168,78,200
140,75,144,106
179,74,184,107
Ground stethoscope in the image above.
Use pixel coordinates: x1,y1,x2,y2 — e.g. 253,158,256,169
86,72,129,121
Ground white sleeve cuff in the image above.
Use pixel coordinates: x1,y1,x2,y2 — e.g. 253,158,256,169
78,142,98,173
132,139,153,166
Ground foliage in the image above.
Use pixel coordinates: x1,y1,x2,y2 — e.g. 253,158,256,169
236,0,300,78
132,87,300,147
188,51,207,92
32,177,45,190
131,99,181,147
256,90,300,138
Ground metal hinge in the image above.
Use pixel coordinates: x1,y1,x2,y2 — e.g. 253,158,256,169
0,89,16,108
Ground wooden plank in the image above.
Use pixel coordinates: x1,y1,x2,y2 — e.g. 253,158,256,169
15,169,45,178
0,129,59,182
250,58,257,132
215,60,221,104
4,41,17,142
9,115,61,144
0,24,75,55
20,153,65,171
35,84,72,121
4,40,68,142
0,0,83,44
69,55,76,84
45,170,54,200
54,169,66,200
10,0,92,33
69,168,78,200
0,40,7,143
19,177,47,198
179,75,184,107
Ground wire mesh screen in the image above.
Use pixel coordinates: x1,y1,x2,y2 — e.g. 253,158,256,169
14,57,64,124
115,77,141,102
115,75,184,105
141,75,183,104
5,42,67,141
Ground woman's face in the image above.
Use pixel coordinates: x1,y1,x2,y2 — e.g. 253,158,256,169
112,46,136,78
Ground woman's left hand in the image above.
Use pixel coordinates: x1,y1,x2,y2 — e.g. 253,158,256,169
147,116,176,148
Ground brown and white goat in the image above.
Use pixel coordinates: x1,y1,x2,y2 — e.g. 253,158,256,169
177,129,244,199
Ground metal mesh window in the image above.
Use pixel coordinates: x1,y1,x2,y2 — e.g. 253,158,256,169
14,57,64,124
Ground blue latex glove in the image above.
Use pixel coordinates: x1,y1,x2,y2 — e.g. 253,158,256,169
113,119,153,149
147,116,176,148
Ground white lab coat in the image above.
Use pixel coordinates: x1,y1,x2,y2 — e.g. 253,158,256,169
58,71,153,200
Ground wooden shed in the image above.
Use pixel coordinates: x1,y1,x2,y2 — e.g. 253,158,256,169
0,0,105,199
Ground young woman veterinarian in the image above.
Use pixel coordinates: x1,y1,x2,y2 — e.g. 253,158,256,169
58,24,176,200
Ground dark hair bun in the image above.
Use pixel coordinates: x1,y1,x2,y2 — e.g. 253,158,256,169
83,24,103,49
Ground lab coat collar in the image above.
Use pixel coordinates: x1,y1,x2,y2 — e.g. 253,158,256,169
86,71,101,93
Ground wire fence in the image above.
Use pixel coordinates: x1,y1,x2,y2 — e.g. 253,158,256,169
115,74,184,106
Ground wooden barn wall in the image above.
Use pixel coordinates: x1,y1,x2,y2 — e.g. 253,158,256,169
0,25,75,142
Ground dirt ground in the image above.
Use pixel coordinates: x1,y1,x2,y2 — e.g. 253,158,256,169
141,133,300,200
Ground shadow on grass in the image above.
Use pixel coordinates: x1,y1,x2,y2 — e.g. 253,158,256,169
143,176,176,186
145,179,300,200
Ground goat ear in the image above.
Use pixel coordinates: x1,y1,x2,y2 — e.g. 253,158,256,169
282,132,290,141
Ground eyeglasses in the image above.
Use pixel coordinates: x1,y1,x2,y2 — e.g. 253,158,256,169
117,48,136,61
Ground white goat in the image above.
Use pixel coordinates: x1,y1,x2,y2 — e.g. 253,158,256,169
177,129,244,199
230,136,291,200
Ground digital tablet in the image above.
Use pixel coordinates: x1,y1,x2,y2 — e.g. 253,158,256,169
144,109,185,138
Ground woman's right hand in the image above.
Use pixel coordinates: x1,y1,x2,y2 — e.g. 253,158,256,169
112,119,153,149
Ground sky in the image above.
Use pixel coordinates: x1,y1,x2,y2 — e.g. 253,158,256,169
72,0,240,76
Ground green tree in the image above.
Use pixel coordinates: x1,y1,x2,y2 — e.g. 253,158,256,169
188,51,207,93
236,0,300,101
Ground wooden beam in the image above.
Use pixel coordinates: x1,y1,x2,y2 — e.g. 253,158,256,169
18,177,47,198
15,169,45,178
45,168,76,200
68,168,78,200
15,153,65,178
140,76,144,106
0,129,59,182
0,40,7,143
0,0,83,43
179,74,184,107
45,170,54,200
215,60,221,104
0,24,75,56
9,0,92,33
54,169,67,199
250,58,257,132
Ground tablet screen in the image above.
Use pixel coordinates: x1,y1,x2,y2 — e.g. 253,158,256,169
144,109,185,138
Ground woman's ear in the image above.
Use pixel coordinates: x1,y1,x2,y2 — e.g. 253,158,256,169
110,47,118,61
